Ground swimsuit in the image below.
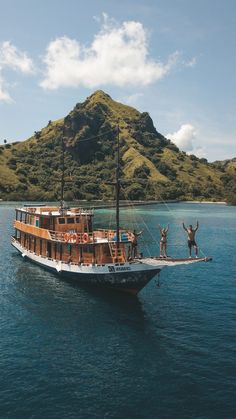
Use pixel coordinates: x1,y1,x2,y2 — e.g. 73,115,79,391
160,232,167,243
188,239,196,248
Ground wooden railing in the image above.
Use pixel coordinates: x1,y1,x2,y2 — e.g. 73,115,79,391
14,221,133,244
21,206,94,216
49,229,133,244
14,221,51,240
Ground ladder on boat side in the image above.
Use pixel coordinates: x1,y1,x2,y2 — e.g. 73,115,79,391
108,242,124,263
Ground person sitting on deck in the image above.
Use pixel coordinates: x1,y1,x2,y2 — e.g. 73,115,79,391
131,229,144,258
158,224,169,258
183,221,199,257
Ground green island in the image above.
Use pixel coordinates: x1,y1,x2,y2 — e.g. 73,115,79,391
0,90,235,204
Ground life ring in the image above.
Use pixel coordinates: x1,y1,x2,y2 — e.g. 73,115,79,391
64,233,70,243
83,233,89,243
71,233,77,244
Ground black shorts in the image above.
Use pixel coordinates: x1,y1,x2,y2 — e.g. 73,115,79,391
188,240,197,248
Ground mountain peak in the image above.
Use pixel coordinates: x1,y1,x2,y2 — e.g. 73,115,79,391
0,90,235,203
88,90,112,101
81,90,141,122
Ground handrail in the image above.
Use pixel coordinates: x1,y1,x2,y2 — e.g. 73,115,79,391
16,206,94,216
14,220,133,244
49,229,133,244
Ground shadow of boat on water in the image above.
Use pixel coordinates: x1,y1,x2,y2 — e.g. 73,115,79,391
13,256,147,329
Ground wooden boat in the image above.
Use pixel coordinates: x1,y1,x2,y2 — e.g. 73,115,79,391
11,205,211,294
11,125,212,295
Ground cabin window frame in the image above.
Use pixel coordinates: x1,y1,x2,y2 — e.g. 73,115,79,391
58,218,65,224
67,217,75,224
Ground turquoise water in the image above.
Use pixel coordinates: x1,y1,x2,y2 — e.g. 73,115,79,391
0,203,235,418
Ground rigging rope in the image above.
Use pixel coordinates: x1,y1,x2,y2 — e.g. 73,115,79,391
154,187,207,258
62,124,208,259
64,127,116,144
120,188,157,257
119,184,208,259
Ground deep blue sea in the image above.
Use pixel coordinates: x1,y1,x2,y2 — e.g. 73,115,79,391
0,202,235,419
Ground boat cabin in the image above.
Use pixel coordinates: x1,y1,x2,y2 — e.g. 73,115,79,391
14,206,134,266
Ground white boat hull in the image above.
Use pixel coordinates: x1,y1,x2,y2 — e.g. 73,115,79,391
11,239,161,294
12,238,211,294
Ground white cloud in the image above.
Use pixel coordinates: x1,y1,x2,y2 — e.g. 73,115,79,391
166,123,206,157
193,146,206,158
0,87,12,103
0,74,12,103
40,16,179,90
0,41,34,102
0,41,34,74
167,124,196,151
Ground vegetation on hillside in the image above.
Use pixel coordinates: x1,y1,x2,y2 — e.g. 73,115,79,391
0,90,235,202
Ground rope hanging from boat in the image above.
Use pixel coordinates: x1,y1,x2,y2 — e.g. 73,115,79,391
154,187,207,258
120,181,208,259
120,188,156,257
62,123,208,259
72,127,117,144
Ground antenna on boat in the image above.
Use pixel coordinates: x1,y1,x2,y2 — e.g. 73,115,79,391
115,124,120,251
60,124,66,214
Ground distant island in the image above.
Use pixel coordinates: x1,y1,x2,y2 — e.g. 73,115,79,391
0,90,235,203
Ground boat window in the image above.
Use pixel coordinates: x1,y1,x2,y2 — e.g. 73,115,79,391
67,218,75,224
58,218,65,224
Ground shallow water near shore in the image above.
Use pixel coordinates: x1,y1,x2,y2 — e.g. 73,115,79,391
0,202,235,418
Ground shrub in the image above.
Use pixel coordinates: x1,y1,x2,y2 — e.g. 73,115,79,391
189,154,198,161
226,194,236,205
29,176,39,185
125,183,145,200
7,158,17,170
157,162,176,180
133,164,150,179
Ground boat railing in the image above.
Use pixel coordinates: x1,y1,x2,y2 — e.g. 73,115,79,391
49,229,133,244
14,220,133,244
18,206,94,216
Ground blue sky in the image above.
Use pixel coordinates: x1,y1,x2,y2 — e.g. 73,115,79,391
0,0,235,161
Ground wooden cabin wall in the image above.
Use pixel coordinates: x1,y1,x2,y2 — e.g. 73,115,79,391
17,231,128,265
55,216,92,233
96,244,112,264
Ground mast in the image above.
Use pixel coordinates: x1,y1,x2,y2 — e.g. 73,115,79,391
116,125,120,249
60,126,65,213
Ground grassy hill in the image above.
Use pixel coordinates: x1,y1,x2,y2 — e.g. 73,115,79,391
0,90,235,202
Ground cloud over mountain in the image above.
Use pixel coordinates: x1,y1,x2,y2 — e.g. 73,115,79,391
167,124,196,151
40,15,179,90
166,123,206,157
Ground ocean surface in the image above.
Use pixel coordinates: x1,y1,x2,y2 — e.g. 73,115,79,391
0,202,235,418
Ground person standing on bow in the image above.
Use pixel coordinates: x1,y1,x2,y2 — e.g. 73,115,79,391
159,224,169,258
131,229,144,258
182,221,199,257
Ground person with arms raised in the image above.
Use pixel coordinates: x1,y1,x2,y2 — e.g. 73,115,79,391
183,221,199,258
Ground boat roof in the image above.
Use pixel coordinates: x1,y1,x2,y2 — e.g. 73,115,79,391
16,206,94,217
